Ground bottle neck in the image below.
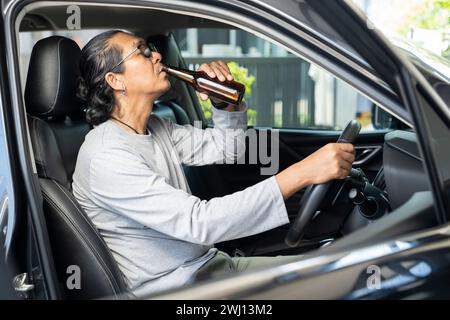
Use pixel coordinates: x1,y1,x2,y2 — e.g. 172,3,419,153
162,65,195,84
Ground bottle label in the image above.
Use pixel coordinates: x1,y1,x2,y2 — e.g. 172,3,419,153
196,78,239,103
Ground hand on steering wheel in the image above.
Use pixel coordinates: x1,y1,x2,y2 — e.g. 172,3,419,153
285,120,361,247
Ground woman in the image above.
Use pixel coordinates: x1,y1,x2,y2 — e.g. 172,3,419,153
72,30,355,297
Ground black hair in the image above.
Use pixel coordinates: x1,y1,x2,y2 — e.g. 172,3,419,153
77,30,127,125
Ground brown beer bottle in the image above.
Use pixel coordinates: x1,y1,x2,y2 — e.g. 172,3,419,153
161,65,245,106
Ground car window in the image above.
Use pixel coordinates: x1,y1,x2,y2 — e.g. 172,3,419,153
174,28,395,132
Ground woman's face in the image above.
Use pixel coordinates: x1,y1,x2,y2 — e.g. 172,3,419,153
110,32,170,99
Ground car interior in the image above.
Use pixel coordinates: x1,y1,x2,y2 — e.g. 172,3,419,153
13,3,441,299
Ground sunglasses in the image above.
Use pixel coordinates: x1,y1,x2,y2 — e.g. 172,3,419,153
110,42,158,72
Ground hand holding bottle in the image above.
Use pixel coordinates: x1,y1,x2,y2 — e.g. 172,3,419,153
196,61,234,101
162,61,245,106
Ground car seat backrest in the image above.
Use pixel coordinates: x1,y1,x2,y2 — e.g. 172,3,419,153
25,36,128,299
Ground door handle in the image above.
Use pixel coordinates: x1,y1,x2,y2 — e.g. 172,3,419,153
354,146,382,166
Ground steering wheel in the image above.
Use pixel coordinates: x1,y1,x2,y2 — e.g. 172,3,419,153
285,120,361,247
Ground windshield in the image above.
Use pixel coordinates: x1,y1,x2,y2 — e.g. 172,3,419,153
350,0,450,80
391,37,450,81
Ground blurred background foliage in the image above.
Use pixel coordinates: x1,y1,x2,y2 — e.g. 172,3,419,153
402,0,450,57
353,0,450,59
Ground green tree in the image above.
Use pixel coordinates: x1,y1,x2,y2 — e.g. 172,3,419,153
414,0,449,29
199,62,257,125
400,0,450,58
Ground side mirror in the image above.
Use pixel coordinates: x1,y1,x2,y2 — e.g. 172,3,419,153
372,105,394,130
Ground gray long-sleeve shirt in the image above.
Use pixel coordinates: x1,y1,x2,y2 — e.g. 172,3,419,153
72,105,289,297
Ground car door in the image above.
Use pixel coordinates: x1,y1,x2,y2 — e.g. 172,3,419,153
0,10,26,298
176,25,405,256
0,68,16,300
0,13,27,298
0,3,60,299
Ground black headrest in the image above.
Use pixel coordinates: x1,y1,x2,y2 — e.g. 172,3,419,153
25,36,82,118
147,33,181,68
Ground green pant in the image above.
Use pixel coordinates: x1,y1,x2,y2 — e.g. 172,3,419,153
193,251,303,282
